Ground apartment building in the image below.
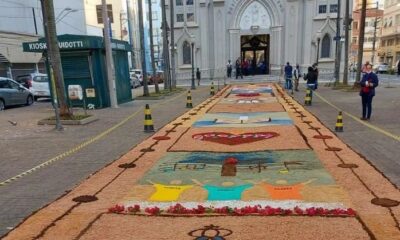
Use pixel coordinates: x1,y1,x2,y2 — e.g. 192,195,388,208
378,0,400,67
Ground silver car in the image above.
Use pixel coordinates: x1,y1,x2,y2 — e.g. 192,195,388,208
0,77,34,111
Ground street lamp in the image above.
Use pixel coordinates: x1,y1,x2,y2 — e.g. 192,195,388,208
191,42,196,90
56,7,78,23
316,37,321,64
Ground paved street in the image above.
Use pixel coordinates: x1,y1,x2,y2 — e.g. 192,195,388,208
0,86,212,237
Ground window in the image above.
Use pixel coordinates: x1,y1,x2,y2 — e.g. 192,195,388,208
320,34,331,58
381,40,386,46
176,0,183,6
182,41,192,64
177,14,184,22
330,4,338,13
319,5,327,14
352,37,357,44
353,21,358,30
187,13,194,22
96,4,114,24
186,0,193,5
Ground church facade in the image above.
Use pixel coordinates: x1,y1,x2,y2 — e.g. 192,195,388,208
166,0,350,78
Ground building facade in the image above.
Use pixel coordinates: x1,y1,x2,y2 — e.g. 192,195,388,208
165,0,350,78
0,0,126,78
378,0,400,67
351,0,384,66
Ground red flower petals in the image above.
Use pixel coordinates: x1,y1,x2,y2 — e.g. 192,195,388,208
108,204,356,217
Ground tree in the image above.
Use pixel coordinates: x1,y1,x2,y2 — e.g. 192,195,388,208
138,0,150,96
148,0,159,93
354,0,367,88
41,0,72,117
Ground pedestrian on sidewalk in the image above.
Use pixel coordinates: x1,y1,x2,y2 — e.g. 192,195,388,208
227,60,232,78
303,66,317,98
196,68,201,86
312,63,319,90
293,64,301,91
284,62,293,90
235,58,243,79
360,63,379,121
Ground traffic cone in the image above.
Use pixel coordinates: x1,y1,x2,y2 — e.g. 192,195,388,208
335,111,344,132
304,88,312,106
210,82,215,96
186,91,193,108
144,104,155,132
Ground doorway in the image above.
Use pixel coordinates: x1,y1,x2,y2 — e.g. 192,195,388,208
240,35,270,75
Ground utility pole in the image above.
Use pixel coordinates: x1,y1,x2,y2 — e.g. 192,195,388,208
334,0,342,84
138,0,150,96
40,0,71,119
161,0,171,91
169,0,176,89
371,1,379,65
355,0,367,87
102,0,118,108
126,0,135,69
32,8,38,35
148,0,159,93
343,0,350,85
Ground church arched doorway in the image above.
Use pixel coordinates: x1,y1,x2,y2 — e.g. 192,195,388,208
241,34,270,75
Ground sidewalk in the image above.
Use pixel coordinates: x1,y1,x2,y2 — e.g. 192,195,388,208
0,86,212,237
288,83,400,186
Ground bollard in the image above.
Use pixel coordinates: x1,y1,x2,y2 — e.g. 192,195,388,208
335,111,343,132
210,82,215,96
144,104,155,132
304,88,312,106
186,90,193,108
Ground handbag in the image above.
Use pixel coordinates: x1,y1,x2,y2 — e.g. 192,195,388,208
362,86,370,93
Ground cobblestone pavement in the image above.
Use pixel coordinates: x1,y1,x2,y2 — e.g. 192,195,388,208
0,86,212,237
287,83,400,187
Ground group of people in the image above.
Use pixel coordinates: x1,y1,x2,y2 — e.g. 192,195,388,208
283,60,378,121
225,58,268,79
284,62,319,93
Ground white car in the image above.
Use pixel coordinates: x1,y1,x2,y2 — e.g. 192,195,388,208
373,63,389,74
130,69,143,85
16,73,50,100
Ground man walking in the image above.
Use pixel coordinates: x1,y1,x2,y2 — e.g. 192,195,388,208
235,58,243,79
293,64,301,91
227,60,232,78
284,62,293,90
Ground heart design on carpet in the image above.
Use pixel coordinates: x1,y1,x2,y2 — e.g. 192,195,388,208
192,132,279,145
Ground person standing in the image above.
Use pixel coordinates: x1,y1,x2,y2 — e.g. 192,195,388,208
235,58,243,79
284,62,293,90
293,64,301,91
312,63,319,90
303,66,317,98
360,63,379,120
196,68,201,86
226,60,232,78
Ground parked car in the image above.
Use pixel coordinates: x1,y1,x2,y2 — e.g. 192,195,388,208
373,63,389,74
130,74,141,88
0,77,34,111
16,73,50,100
130,69,143,85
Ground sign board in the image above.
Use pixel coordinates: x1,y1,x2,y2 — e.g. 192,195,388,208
86,88,96,98
68,85,83,100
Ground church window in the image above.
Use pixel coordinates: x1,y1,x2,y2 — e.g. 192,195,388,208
177,14,184,22
319,5,327,14
321,34,331,58
187,13,194,22
182,41,192,64
330,4,338,13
